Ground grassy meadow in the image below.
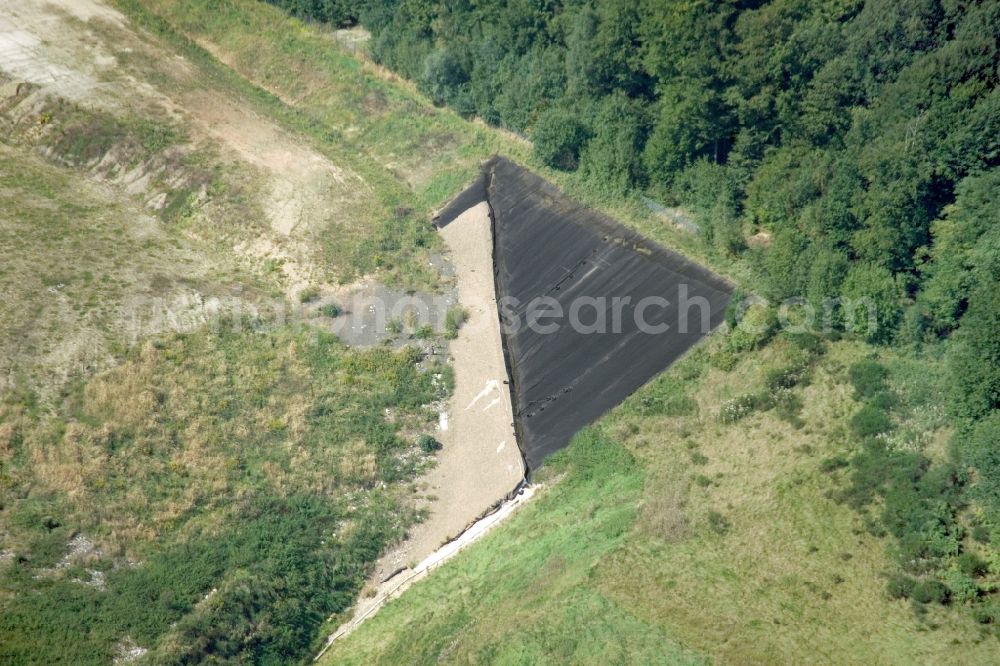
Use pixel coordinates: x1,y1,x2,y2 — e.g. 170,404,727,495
326,331,998,664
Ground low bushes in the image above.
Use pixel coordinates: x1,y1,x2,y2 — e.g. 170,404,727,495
418,434,441,453
836,358,1000,619
444,306,467,340
0,325,446,663
850,405,893,438
848,359,890,400
911,579,951,605
717,332,823,425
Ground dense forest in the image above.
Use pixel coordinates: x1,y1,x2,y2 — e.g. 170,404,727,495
269,0,1000,623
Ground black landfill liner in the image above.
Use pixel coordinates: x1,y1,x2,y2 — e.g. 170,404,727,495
445,157,733,472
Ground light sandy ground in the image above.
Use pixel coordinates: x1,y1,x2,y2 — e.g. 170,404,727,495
373,202,525,579
182,90,367,238
322,202,527,642
0,0,366,298
0,1,123,105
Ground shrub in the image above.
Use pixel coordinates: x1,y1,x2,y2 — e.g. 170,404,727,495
719,394,757,423
321,303,341,318
957,552,989,577
727,304,778,353
868,390,897,411
419,49,467,106
840,263,901,344
764,362,809,392
819,455,850,473
298,286,320,303
707,510,730,535
532,107,589,170
265,0,358,26
959,413,1000,517
850,405,892,438
886,574,916,599
911,579,950,605
971,524,991,544
774,389,804,427
942,570,980,604
444,306,468,340
690,451,709,465
848,360,889,399
710,347,740,371
948,285,1000,419
973,603,1000,625
724,289,746,330
784,331,824,356
418,435,441,453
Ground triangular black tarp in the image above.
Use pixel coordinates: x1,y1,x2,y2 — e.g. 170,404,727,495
439,157,733,472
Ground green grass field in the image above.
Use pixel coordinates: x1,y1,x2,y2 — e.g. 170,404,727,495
325,333,997,664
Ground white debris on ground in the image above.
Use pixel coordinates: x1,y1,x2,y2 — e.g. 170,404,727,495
113,637,148,665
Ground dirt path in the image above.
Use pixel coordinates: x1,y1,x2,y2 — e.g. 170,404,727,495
182,90,366,238
0,0,373,299
370,201,525,577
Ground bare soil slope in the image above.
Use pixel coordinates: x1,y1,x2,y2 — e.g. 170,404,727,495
374,201,524,580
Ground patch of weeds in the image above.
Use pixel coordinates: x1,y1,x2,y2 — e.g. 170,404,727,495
690,451,709,465
719,394,758,423
631,375,699,417
386,319,403,335
414,324,434,339
43,100,180,167
707,510,731,535
321,302,342,318
418,434,442,453
444,306,467,340
299,286,321,303
848,359,889,400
